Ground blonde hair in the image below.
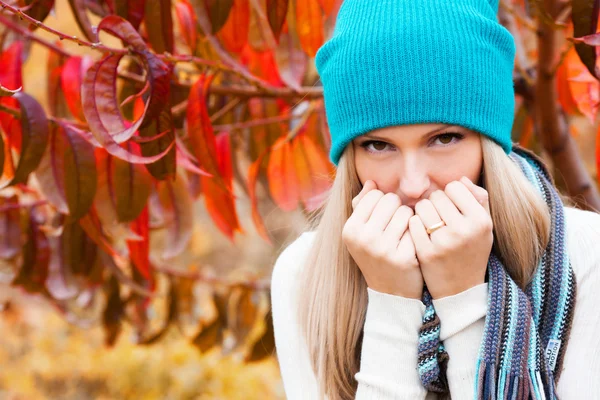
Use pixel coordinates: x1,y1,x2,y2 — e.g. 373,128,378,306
296,136,551,399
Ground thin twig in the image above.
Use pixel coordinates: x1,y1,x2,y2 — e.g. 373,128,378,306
0,14,72,57
213,113,299,133
210,97,242,123
0,0,128,55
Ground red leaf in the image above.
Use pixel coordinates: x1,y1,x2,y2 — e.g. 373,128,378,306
47,42,69,117
97,15,147,51
61,56,93,122
144,0,174,54
81,55,175,164
127,206,152,281
32,125,70,214
186,75,242,239
155,174,194,259
23,0,55,27
176,138,213,177
67,0,98,41
295,0,324,57
60,122,98,221
0,195,21,260
218,0,250,53
5,92,50,187
186,74,221,174
111,143,153,222
93,148,144,241
106,0,147,29
138,107,177,180
12,212,50,293
79,205,129,268
202,0,235,34
102,275,124,346
0,41,23,149
265,0,288,41
175,0,199,51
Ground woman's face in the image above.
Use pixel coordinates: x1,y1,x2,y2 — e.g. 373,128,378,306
352,123,483,209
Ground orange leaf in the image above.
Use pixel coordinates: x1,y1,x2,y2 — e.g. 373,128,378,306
297,132,332,211
248,153,272,243
555,52,579,116
295,0,324,57
565,46,600,123
316,0,335,17
267,137,299,211
218,0,250,53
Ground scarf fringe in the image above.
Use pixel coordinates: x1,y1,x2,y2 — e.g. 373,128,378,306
475,359,559,400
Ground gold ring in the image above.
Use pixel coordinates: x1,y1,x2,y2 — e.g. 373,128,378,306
426,221,446,235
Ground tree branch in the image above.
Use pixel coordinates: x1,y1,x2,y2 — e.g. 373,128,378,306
535,0,600,211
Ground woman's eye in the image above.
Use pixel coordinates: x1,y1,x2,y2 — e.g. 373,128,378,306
432,133,464,146
360,140,391,153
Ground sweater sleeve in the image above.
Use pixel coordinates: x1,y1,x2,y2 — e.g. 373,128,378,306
556,207,600,397
432,283,488,398
354,287,431,399
271,232,435,400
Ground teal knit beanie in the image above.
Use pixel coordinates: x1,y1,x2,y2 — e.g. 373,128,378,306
315,0,517,166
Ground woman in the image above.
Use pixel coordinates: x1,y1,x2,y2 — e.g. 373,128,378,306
271,1,600,399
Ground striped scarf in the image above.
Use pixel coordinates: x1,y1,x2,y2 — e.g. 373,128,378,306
416,146,577,399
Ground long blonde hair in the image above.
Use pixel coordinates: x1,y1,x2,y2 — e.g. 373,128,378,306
296,136,551,399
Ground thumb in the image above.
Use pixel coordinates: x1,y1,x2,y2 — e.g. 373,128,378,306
460,176,490,215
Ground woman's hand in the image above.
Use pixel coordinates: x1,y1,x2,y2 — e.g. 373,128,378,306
408,177,493,300
342,180,424,299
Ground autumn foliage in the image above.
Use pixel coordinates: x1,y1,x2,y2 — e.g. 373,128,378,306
0,0,599,364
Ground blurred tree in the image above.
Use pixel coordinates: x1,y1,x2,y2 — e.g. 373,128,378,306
0,0,598,361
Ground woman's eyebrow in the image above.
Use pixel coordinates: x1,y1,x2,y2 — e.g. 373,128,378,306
360,125,459,141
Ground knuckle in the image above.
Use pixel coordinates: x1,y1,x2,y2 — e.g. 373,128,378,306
414,199,431,214
396,205,414,219
430,189,445,202
444,180,461,194
382,192,401,207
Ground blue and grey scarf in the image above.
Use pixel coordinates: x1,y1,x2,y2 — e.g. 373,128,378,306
417,146,577,399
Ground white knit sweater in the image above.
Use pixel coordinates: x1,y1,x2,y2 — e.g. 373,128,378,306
271,207,600,399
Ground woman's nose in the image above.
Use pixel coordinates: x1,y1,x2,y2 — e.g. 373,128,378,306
399,165,430,201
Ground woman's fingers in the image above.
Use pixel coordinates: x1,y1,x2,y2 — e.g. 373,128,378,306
428,190,463,227
408,215,432,255
414,199,443,234
366,193,402,232
459,176,490,215
382,205,413,243
351,189,384,224
444,180,487,218
352,180,377,210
